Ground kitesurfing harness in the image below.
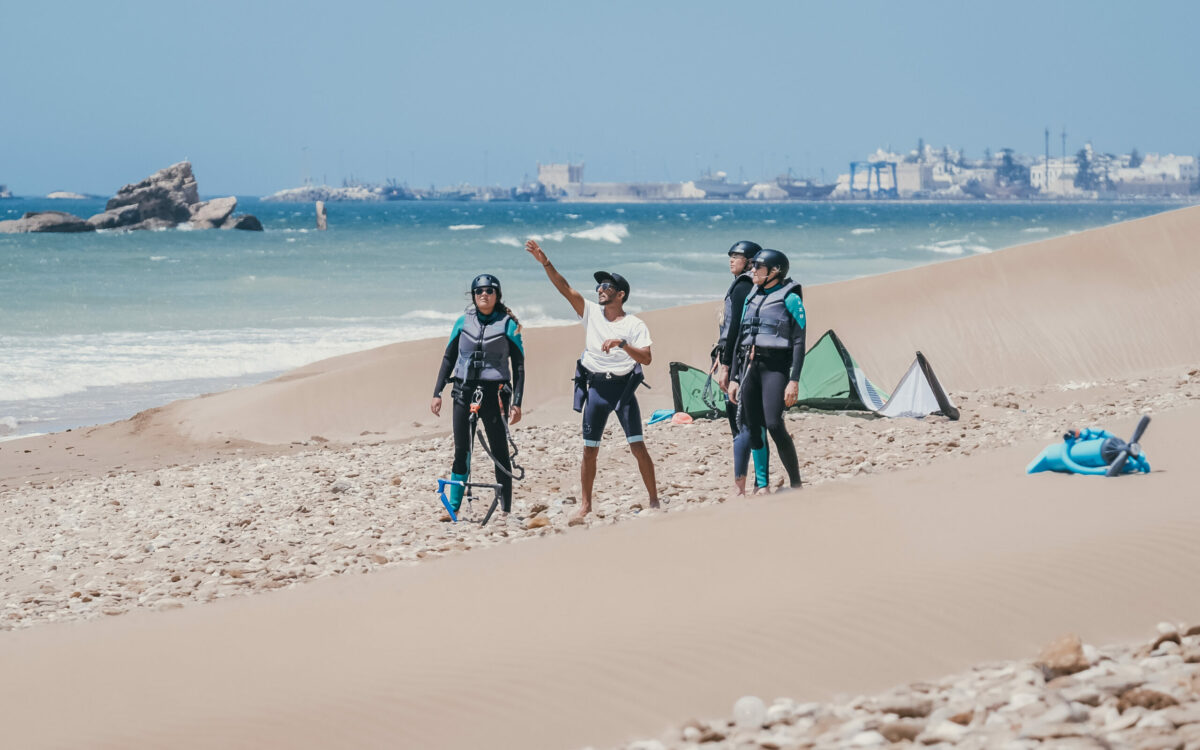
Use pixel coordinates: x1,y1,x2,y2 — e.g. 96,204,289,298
437,384,525,525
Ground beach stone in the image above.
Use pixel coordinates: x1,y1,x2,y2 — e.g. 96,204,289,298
1162,705,1200,726
526,514,550,530
848,730,886,746
879,720,923,742
877,695,933,718
1119,688,1179,713
1062,684,1104,706
0,210,95,233
189,196,237,228
86,204,142,229
330,479,352,494
918,719,970,743
764,704,794,727
1037,633,1091,678
734,695,766,728
1041,701,1090,723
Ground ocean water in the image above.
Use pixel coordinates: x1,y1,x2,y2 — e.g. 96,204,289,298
0,198,1179,438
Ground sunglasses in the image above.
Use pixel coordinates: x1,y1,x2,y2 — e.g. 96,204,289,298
473,286,497,296
750,260,769,269
596,282,616,292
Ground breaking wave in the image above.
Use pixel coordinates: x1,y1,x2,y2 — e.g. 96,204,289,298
570,223,629,243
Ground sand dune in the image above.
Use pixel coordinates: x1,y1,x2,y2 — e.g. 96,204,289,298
2,408,1198,749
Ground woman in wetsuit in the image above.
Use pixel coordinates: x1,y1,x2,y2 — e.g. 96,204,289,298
716,240,771,496
728,249,806,489
430,274,525,520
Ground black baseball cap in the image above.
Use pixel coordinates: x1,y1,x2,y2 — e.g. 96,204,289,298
593,271,630,301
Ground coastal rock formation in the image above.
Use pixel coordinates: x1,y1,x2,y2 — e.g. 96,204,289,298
105,161,199,223
0,210,95,233
0,162,261,232
86,205,141,230
189,196,237,229
222,213,263,231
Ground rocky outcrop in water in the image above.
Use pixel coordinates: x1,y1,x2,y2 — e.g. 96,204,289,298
106,162,200,226
0,211,95,233
0,163,261,233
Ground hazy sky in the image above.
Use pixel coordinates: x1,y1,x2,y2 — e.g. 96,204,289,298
3,0,1198,196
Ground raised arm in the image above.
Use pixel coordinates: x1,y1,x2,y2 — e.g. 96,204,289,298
525,239,585,317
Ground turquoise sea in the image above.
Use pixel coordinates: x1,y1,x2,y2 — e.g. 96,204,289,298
0,198,1180,438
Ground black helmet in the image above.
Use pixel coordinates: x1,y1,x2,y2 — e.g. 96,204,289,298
728,240,762,259
752,248,789,280
471,273,502,301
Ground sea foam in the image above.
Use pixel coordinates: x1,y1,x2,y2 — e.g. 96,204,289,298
570,223,629,243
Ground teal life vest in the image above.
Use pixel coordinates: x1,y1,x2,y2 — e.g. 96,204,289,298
452,307,512,383
739,279,804,350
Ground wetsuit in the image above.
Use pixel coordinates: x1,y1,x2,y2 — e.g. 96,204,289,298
718,272,770,488
732,279,806,488
432,306,525,512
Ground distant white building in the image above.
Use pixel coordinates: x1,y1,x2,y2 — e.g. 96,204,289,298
1113,153,1197,195
537,163,584,193
1029,157,1082,196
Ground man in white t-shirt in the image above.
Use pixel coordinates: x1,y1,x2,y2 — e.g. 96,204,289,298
525,239,659,521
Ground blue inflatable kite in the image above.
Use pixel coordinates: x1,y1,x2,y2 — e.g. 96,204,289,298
1027,415,1151,477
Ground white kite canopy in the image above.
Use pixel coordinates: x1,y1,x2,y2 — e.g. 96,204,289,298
874,352,960,420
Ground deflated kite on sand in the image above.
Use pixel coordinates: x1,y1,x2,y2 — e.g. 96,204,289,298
669,329,958,421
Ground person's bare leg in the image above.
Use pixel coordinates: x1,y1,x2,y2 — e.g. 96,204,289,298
628,441,659,508
575,445,600,522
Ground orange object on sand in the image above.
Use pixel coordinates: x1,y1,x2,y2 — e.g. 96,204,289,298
671,413,694,425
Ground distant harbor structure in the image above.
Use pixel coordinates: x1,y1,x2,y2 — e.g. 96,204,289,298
0,184,12,199
259,138,1199,204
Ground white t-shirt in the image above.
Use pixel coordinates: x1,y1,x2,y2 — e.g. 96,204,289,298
578,299,652,375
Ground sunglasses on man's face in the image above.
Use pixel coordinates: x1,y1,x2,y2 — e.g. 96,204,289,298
596,282,616,292
751,260,768,269
473,286,497,296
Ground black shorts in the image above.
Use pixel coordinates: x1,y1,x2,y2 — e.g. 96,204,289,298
581,374,643,446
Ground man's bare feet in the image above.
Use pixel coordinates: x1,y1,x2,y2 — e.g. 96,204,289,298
568,514,588,527
733,476,747,496
438,510,455,522
753,486,770,496
648,497,660,509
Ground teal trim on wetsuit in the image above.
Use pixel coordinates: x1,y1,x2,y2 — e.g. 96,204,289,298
753,441,769,487
448,314,467,343
784,292,806,329
505,318,524,354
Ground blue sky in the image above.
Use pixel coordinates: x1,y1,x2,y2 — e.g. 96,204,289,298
3,0,1197,196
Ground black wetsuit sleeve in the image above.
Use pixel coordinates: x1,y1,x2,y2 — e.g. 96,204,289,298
433,332,460,397
720,276,753,368
790,327,806,381
509,345,525,407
